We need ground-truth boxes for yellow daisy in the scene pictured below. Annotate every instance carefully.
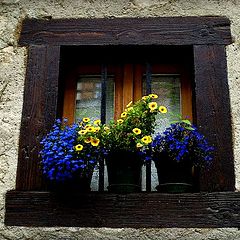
[132,128,142,135]
[136,143,143,148]
[141,136,149,144]
[159,106,168,113]
[126,101,132,108]
[94,119,101,125]
[121,112,127,118]
[148,102,158,111]
[141,135,152,144]
[86,126,94,132]
[78,129,87,135]
[104,126,110,131]
[127,107,133,112]
[94,126,101,132]
[75,144,83,151]
[117,119,124,124]
[149,93,158,99]
[90,138,100,147]
[146,135,152,144]
[83,117,90,123]
[142,96,148,101]
[84,137,91,143]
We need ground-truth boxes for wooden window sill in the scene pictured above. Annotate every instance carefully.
[5,190,240,228]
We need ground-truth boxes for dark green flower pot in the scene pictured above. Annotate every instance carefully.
[106,151,142,193]
[154,154,194,193]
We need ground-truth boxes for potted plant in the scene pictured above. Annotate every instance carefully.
[103,94,168,193]
[40,118,106,193]
[149,119,214,193]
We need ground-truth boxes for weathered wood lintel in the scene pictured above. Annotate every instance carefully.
[5,191,240,228]
[19,17,233,46]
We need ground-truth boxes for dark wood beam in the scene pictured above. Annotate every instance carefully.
[5,191,240,227]
[19,17,232,46]
[194,45,235,191]
[16,45,60,190]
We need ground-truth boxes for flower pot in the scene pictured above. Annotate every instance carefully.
[106,151,142,193]
[154,154,194,193]
[46,171,93,193]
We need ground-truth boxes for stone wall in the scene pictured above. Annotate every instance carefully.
[0,0,240,239]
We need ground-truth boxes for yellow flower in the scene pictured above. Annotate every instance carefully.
[104,126,110,131]
[141,136,149,144]
[121,112,127,118]
[148,102,158,111]
[142,96,148,101]
[146,136,152,144]
[127,107,133,112]
[83,117,90,123]
[75,144,83,151]
[132,128,141,135]
[149,93,158,99]
[117,119,124,124]
[78,129,87,135]
[94,119,101,125]
[159,106,168,113]
[126,101,132,108]
[141,135,152,144]
[90,138,100,147]
[84,137,91,143]
[136,143,143,148]
[94,126,101,132]
[86,126,94,132]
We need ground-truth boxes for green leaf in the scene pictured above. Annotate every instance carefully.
[185,126,195,131]
[181,119,192,125]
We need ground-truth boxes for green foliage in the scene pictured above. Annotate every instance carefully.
[102,94,168,152]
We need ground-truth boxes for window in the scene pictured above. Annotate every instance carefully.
[5,17,238,228]
[60,45,193,191]
[61,46,193,123]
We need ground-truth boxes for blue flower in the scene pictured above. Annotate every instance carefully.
[150,121,214,167]
[39,118,101,182]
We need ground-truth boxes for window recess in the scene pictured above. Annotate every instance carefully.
[5,17,238,228]
[60,46,193,192]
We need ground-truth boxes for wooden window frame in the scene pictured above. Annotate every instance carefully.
[5,17,239,228]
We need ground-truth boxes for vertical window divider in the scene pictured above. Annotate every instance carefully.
[146,62,152,192]
[98,64,107,192]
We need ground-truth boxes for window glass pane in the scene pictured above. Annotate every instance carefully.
[143,74,181,191]
[75,75,114,123]
[143,74,181,134]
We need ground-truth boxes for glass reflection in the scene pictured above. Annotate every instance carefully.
[75,75,114,123]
